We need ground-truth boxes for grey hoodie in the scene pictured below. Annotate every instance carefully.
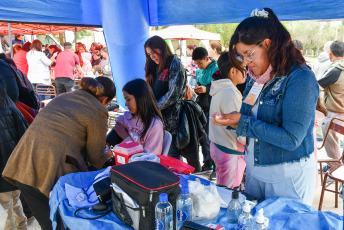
[314,52,332,80]
[209,79,245,151]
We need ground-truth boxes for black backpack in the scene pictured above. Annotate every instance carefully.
[110,161,181,230]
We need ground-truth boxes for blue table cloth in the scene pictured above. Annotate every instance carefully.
[50,168,343,230]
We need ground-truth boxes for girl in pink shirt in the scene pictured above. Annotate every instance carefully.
[108,79,164,155]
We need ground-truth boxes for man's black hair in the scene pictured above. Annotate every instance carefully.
[330,40,344,57]
[192,47,208,60]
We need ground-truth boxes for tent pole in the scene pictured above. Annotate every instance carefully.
[74,28,77,49]
[8,23,13,58]
[179,38,182,58]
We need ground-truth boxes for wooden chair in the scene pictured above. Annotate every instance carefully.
[35,84,57,108]
[318,162,344,210]
[317,118,344,185]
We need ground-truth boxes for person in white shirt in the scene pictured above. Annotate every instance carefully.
[26,39,56,86]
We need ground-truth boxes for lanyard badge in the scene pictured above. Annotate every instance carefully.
[243,82,264,106]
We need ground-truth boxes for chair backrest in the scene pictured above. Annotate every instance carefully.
[161,130,172,156]
[322,118,344,163]
[35,84,56,97]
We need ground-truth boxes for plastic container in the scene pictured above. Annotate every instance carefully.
[113,140,143,165]
[238,200,254,230]
[254,209,267,230]
[227,187,242,223]
[176,185,193,229]
[155,193,173,230]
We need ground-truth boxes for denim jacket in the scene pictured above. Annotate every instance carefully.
[236,65,319,166]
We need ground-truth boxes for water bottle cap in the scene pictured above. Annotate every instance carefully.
[242,200,251,213]
[181,186,189,194]
[232,187,239,199]
[256,208,265,224]
[159,193,168,202]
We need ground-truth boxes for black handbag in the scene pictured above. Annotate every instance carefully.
[110,161,181,230]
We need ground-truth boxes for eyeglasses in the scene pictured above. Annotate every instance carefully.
[235,42,263,63]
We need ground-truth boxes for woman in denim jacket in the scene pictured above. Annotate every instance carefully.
[213,8,319,205]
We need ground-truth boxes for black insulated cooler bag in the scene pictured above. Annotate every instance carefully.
[110,161,181,230]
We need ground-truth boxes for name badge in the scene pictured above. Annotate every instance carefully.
[243,82,264,105]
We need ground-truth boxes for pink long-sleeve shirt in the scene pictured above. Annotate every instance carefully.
[116,112,164,155]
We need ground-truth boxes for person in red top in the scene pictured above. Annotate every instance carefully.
[13,42,31,76]
[54,42,82,95]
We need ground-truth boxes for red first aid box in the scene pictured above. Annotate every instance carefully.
[113,141,143,165]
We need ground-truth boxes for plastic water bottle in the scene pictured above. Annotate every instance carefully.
[227,187,242,223]
[254,209,267,230]
[238,200,254,230]
[155,193,173,230]
[176,185,193,229]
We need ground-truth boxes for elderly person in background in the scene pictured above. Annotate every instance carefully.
[13,42,31,76]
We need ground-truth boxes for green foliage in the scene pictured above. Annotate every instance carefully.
[194,24,238,47]
[284,20,344,55]
[76,30,92,40]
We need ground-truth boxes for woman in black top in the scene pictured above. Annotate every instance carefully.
[144,35,187,158]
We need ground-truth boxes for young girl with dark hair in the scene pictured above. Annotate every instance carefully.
[213,8,319,205]
[144,36,186,158]
[209,52,247,188]
[107,79,164,155]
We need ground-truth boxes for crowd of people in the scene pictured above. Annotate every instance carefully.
[0,36,112,96]
[0,7,343,230]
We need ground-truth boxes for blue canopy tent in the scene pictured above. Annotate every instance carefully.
[0,0,343,106]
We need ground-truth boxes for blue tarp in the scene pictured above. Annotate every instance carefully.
[50,168,343,230]
[148,0,344,26]
[0,0,344,106]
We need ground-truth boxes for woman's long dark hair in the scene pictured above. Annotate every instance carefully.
[229,8,305,77]
[123,79,164,141]
[144,36,173,87]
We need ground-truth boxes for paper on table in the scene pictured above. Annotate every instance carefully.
[216,186,246,208]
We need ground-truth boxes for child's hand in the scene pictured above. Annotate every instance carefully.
[194,85,206,93]
[212,112,241,129]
